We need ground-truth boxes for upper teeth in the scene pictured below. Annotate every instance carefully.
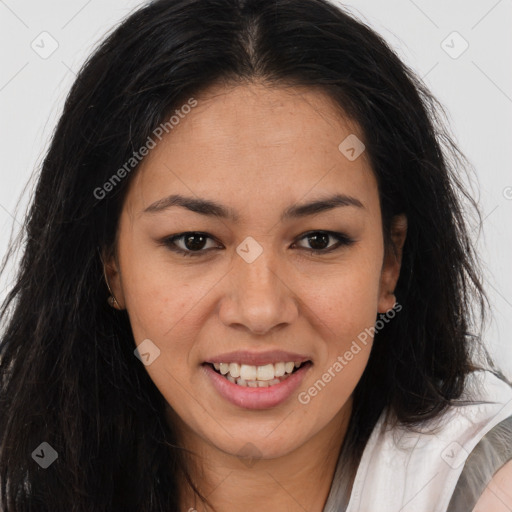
[213,361,303,381]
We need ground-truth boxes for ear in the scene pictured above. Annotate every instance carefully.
[100,246,126,310]
[377,214,407,313]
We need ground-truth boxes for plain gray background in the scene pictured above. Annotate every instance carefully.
[1,0,511,376]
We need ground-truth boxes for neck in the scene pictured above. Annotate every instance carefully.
[175,397,353,512]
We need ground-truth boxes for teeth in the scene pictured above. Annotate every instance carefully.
[257,364,275,380]
[232,375,291,388]
[212,360,307,384]
[274,362,285,377]
[240,364,257,381]
[229,362,241,378]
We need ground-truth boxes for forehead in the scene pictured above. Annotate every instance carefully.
[125,82,378,219]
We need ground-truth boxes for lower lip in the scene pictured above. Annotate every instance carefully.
[202,363,312,410]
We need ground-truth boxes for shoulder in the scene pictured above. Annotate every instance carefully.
[447,412,512,510]
[345,370,512,512]
[427,370,512,511]
[473,459,512,511]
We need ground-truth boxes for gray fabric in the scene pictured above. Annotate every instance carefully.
[447,414,512,511]
[322,414,512,511]
[321,440,353,512]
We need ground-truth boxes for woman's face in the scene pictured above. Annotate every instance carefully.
[106,82,405,460]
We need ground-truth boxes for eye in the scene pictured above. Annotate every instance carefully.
[292,231,355,254]
[161,230,355,258]
[162,232,221,257]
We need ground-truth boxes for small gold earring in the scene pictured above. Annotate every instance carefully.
[107,295,120,309]
[103,268,121,310]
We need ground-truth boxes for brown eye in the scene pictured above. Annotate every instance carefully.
[163,232,221,257]
[181,233,209,251]
[294,231,355,254]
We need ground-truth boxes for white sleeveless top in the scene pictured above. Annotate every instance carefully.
[323,370,512,512]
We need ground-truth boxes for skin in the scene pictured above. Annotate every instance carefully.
[473,459,512,511]
[105,81,407,511]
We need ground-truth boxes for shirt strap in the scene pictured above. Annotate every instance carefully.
[447,414,512,511]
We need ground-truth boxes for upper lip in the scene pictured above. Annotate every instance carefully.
[204,350,311,366]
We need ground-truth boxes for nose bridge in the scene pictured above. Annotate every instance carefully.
[236,236,283,305]
[242,257,278,297]
[220,236,298,334]
[235,234,278,284]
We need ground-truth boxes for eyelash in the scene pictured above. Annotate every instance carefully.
[161,230,355,258]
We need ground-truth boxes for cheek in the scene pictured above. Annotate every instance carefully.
[118,234,210,338]
[297,284,377,420]
[298,251,382,402]
[123,273,208,357]
[307,255,383,337]
[122,266,204,401]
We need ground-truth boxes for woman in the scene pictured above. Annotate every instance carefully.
[1,0,511,510]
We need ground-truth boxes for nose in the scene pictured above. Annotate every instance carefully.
[218,244,299,336]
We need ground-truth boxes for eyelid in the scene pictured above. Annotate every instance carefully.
[293,230,355,252]
[162,232,221,257]
[161,230,355,257]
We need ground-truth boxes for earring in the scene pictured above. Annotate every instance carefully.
[107,295,120,309]
[103,267,121,310]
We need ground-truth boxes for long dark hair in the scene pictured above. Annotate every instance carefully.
[0,0,496,510]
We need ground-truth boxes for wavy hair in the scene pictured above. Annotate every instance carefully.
[0,0,495,510]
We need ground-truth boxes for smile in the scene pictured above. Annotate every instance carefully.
[202,359,313,410]
[208,361,308,387]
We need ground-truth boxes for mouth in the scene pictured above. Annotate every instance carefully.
[203,360,312,388]
[202,358,313,409]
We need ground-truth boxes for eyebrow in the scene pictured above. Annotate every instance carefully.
[143,193,364,222]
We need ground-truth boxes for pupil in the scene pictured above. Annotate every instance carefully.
[185,233,206,251]
[309,233,329,250]
[183,233,330,252]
